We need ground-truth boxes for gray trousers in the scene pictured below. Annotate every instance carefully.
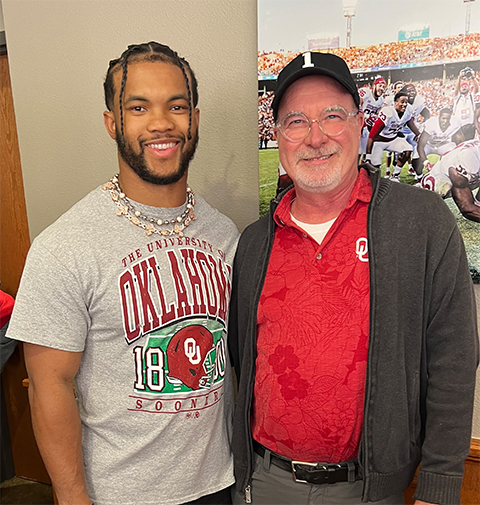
[232,451,405,505]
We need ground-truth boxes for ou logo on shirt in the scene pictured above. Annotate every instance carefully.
[184,338,201,364]
[356,238,369,262]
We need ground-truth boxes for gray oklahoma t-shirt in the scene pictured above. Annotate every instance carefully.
[9,186,239,505]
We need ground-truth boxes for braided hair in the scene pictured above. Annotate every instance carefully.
[103,42,198,141]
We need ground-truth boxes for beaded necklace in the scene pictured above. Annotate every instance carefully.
[102,174,196,237]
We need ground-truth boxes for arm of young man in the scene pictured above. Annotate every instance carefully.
[24,343,91,505]
[417,131,429,163]
[366,117,387,156]
[406,118,421,139]
[450,184,480,222]
[366,135,374,156]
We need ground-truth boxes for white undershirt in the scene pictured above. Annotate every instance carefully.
[291,213,337,245]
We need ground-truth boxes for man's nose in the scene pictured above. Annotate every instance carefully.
[305,119,328,146]
[147,111,175,133]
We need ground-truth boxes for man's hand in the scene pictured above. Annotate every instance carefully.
[414,501,438,505]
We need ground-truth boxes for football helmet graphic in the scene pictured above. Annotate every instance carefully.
[166,325,214,390]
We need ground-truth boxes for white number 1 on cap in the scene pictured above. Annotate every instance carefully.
[302,52,314,68]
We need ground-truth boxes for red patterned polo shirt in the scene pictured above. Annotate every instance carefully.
[252,168,372,463]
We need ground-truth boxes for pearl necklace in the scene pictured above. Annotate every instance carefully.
[102,174,196,237]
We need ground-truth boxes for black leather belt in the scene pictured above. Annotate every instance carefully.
[253,440,361,485]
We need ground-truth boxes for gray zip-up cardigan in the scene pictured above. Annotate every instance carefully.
[228,168,478,504]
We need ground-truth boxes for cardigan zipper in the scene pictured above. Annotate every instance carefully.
[360,170,383,500]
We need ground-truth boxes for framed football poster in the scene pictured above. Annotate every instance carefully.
[258,0,480,280]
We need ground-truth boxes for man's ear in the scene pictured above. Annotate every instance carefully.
[103,111,117,140]
[356,112,364,137]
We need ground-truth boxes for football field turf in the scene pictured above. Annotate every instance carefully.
[259,149,280,217]
[259,148,480,278]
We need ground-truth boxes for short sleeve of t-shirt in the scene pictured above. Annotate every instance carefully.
[8,241,89,352]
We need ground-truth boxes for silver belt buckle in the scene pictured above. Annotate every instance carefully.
[291,460,328,484]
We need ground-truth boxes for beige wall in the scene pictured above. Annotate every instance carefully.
[2,0,480,441]
[2,0,259,237]
[0,1,4,31]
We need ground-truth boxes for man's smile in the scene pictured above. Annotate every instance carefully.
[143,138,181,157]
[147,141,178,150]
[303,153,334,162]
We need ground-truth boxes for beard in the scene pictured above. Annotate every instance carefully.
[116,130,199,185]
[292,147,343,193]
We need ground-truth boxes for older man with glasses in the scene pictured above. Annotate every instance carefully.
[228,52,478,505]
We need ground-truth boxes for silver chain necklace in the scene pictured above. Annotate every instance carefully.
[102,174,196,237]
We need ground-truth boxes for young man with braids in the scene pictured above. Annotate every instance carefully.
[8,42,238,505]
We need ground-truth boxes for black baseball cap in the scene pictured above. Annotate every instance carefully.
[271,52,360,119]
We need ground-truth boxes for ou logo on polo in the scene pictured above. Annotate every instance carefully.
[356,238,369,262]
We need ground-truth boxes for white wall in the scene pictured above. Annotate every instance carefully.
[2,0,259,238]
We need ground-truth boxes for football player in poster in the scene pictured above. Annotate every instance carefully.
[358,76,386,162]
[366,90,420,180]
[399,84,430,179]
[417,107,461,171]
[420,124,480,222]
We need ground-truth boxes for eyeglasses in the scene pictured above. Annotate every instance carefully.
[276,106,358,142]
